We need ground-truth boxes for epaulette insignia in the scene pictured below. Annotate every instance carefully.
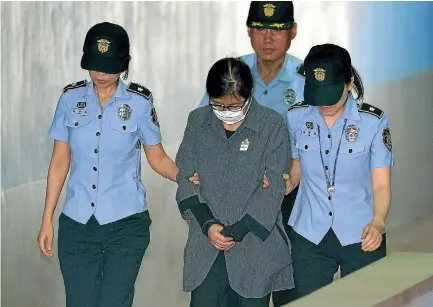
[288,101,308,112]
[296,64,305,77]
[358,103,384,119]
[62,80,87,93]
[127,82,152,100]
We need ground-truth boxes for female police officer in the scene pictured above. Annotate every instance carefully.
[285,43,393,298]
[37,22,178,307]
[175,57,294,307]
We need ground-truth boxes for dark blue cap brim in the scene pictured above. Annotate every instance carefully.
[304,81,345,107]
[81,54,126,74]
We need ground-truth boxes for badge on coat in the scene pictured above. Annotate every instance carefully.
[240,139,249,151]
[382,127,392,152]
[118,104,132,121]
[306,122,314,129]
[284,89,296,105]
[345,124,359,142]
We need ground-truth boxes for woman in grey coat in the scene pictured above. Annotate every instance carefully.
[175,57,294,307]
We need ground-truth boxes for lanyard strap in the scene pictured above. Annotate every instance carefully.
[317,119,347,195]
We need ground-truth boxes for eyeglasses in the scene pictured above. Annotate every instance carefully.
[208,99,248,112]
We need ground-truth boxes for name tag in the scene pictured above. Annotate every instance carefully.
[71,108,88,116]
[240,139,249,151]
[301,128,318,137]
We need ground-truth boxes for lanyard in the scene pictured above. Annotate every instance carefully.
[317,119,347,196]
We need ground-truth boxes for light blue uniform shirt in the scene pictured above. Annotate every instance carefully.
[287,96,394,246]
[198,53,305,118]
[49,80,161,225]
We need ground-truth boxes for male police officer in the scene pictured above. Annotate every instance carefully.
[196,2,304,306]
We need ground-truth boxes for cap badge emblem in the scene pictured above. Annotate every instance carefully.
[313,68,326,82]
[97,39,110,53]
[263,3,276,17]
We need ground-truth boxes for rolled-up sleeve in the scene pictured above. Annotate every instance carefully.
[48,94,69,142]
[286,111,299,159]
[175,112,200,220]
[241,120,289,241]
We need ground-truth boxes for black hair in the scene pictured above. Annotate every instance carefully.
[122,56,130,80]
[206,57,254,101]
[305,43,364,101]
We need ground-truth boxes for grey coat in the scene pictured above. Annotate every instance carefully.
[175,99,294,298]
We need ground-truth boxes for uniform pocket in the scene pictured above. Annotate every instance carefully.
[64,115,92,128]
[295,137,320,152]
[108,113,138,133]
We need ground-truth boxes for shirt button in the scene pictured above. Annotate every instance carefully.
[96,132,100,136]
[94,149,99,154]
[122,125,126,130]
[93,167,97,171]
[91,202,95,207]
[325,150,329,154]
[328,196,331,200]
[328,134,331,138]
[264,90,268,95]
[98,115,102,119]
[74,122,79,126]
[92,184,96,189]
[349,149,353,153]
[329,212,333,216]
[325,166,328,170]
[304,145,308,149]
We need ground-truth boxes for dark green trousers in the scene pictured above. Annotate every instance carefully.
[58,211,151,307]
[290,229,387,299]
[190,252,271,307]
[271,187,298,307]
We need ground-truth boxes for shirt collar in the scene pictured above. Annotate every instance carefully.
[304,94,361,126]
[84,79,130,100]
[251,53,296,83]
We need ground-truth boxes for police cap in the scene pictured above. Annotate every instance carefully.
[81,22,130,74]
[303,44,352,107]
[246,1,294,30]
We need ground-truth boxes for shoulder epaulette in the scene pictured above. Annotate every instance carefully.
[288,101,308,111]
[126,82,152,100]
[358,102,384,119]
[62,80,87,93]
[296,64,305,77]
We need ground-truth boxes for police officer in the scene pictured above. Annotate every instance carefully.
[196,3,304,304]
[285,43,393,298]
[37,22,178,307]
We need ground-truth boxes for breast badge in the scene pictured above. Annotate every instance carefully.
[118,104,132,121]
[284,89,296,105]
[345,124,359,142]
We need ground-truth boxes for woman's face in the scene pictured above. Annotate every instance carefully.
[89,71,121,89]
[318,78,354,117]
[209,94,247,111]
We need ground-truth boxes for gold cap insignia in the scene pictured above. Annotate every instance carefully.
[313,68,326,82]
[97,39,110,53]
[270,23,284,28]
[251,21,264,27]
[263,3,276,17]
